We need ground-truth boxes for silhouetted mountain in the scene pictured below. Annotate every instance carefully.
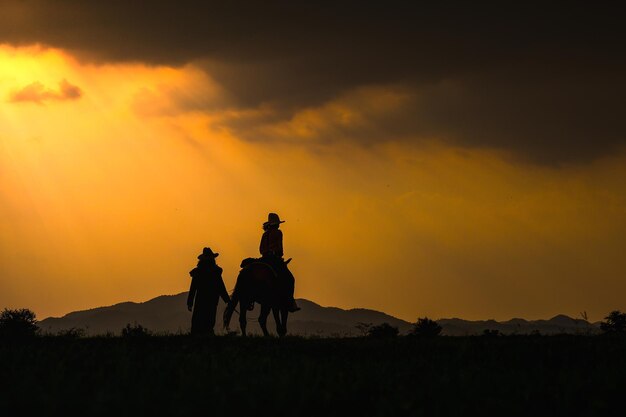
[39,293,600,336]
[438,315,598,336]
[39,293,412,336]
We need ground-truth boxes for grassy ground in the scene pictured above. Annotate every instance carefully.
[0,335,625,416]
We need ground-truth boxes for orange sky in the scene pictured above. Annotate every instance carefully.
[1,45,625,322]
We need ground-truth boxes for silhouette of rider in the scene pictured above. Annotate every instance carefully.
[187,247,230,335]
[260,213,300,312]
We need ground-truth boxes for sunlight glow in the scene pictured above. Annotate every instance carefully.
[1,45,626,323]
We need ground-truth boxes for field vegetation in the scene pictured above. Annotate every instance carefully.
[1,309,625,416]
[1,333,625,416]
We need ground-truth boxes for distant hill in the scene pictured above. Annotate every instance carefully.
[438,315,599,336]
[39,293,412,336]
[39,293,600,336]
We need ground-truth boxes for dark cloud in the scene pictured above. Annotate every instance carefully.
[1,1,625,163]
[9,79,82,104]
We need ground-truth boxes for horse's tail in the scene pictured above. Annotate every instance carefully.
[223,275,242,330]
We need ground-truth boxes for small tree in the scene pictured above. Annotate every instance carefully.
[482,329,501,337]
[57,327,86,338]
[121,323,151,338]
[410,317,442,337]
[600,310,626,334]
[0,308,39,338]
[367,322,399,338]
[355,322,373,337]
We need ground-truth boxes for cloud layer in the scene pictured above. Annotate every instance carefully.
[2,44,626,321]
[9,79,82,104]
[1,1,625,162]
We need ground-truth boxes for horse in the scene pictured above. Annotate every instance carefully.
[223,261,291,337]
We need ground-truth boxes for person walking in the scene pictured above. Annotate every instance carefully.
[187,247,230,335]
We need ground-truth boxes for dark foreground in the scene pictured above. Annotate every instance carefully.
[1,335,625,416]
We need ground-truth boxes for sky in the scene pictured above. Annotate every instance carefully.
[1,2,625,322]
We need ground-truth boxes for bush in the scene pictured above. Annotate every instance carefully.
[121,323,151,338]
[410,317,442,337]
[600,310,626,334]
[56,327,86,338]
[367,322,399,338]
[0,308,39,339]
[483,329,501,337]
[355,322,373,336]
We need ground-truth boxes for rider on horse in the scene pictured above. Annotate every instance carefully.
[260,213,300,312]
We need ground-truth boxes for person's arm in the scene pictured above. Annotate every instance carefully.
[218,278,231,304]
[276,229,284,257]
[259,231,267,256]
[215,267,231,303]
[187,269,198,311]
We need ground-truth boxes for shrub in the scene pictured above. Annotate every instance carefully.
[121,323,151,338]
[367,322,399,338]
[57,327,86,338]
[600,310,626,334]
[410,317,442,337]
[355,322,373,336]
[0,308,39,339]
[483,329,501,337]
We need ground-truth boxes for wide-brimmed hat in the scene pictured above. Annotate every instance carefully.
[263,212,285,227]
[197,247,219,260]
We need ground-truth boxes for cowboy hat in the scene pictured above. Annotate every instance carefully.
[197,247,219,260]
[263,212,285,227]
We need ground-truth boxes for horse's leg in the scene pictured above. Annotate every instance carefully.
[278,308,289,337]
[239,298,248,337]
[272,307,282,336]
[258,304,271,337]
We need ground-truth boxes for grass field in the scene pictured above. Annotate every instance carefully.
[1,335,625,416]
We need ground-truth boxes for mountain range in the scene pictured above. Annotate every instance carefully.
[39,292,600,336]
